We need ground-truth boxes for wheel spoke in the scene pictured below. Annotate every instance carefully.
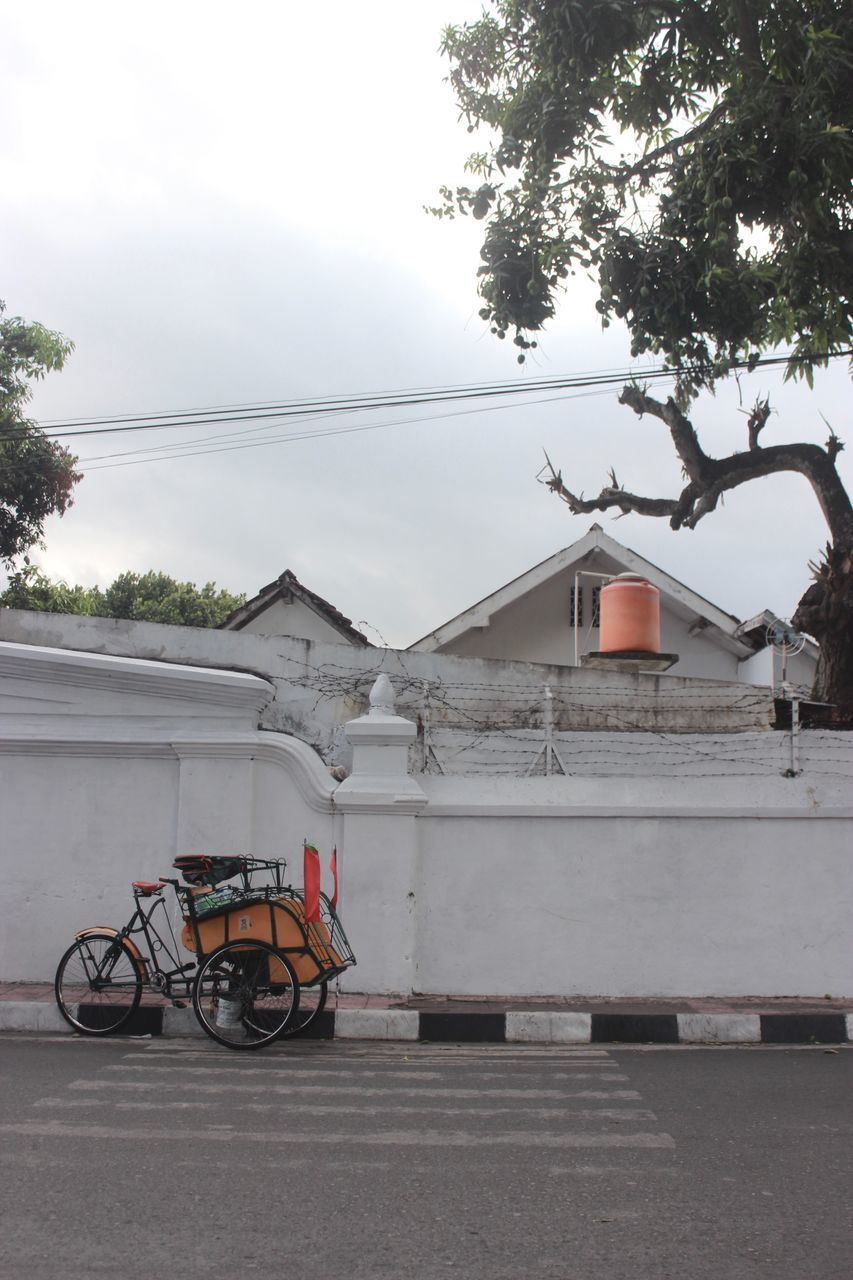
[55,934,142,1035]
[192,943,299,1050]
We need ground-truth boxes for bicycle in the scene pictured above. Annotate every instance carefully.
[54,855,354,1050]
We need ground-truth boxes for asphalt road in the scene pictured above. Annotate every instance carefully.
[0,1036,850,1280]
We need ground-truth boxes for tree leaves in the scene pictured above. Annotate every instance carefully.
[0,300,81,567]
[0,567,245,628]
[437,0,853,398]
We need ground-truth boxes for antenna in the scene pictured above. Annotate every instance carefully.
[765,618,805,688]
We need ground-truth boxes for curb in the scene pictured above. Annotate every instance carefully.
[2,1003,851,1045]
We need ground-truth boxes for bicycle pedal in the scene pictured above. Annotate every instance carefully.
[172,1000,189,1009]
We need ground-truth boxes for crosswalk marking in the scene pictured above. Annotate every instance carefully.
[33,1096,657,1120]
[0,1120,675,1149]
[101,1062,628,1082]
[9,1043,675,1158]
[68,1078,641,1099]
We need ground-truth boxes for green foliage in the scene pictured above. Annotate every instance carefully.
[436,1,853,397]
[0,567,245,628]
[0,566,100,615]
[0,300,80,565]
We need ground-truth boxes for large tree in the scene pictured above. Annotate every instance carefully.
[0,567,245,628]
[0,301,80,565]
[436,0,853,716]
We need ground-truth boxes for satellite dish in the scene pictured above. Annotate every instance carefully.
[765,619,806,656]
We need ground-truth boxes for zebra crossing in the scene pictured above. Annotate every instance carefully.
[10,1039,676,1155]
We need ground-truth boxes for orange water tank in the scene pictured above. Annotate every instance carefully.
[599,573,661,653]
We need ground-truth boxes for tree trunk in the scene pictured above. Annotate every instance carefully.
[791,542,853,723]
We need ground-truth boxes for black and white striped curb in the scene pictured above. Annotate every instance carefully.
[2,1002,851,1044]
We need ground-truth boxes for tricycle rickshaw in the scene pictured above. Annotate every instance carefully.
[54,849,355,1050]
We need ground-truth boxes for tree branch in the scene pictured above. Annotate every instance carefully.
[543,389,853,547]
[747,397,770,449]
[617,385,713,483]
[732,0,764,70]
[618,99,731,179]
[541,451,679,520]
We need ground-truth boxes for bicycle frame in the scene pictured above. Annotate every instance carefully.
[77,883,197,1003]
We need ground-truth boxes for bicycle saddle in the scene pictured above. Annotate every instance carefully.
[132,880,162,896]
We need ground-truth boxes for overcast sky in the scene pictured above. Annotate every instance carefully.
[2,1,849,648]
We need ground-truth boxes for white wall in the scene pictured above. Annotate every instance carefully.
[425,555,817,687]
[739,644,817,694]
[2,638,849,996]
[235,596,348,644]
[0,611,774,766]
[411,798,851,997]
[0,642,335,981]
[430,555,745,680]
[335,699,852,999]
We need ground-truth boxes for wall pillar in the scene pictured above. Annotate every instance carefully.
[334,675,426,993]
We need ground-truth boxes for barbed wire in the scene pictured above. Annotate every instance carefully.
[242,650,853,780]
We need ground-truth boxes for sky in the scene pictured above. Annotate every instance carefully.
[1,0,850,648]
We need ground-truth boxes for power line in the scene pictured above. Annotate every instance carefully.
[12,347,848,447]
[28,365,678,441]
[79,384,626,471]
[0,348,847,476]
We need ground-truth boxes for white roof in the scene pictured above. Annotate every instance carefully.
[410,524,751,655]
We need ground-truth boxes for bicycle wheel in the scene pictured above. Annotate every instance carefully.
[280,979,328,1038]
[55,932,143,1035]
[192,941,299,1050]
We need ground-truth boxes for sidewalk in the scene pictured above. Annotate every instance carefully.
[1,982,851,1044]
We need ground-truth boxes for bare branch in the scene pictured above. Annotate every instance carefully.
[543,387,853,547]
[747,397,770,450]
[541,451,679,520]
[826,432,844,465]
[618,385,712,483]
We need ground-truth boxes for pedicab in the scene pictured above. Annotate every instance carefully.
[54,845,355,1050]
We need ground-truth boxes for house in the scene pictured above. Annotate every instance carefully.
[219,569,368,646]
[409,524,818,689]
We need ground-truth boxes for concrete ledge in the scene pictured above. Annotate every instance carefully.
[677,1013,762,1043]
[1,1003,850,1045]
[161,1006,205,1037]
[334,1009,420,1041]
[506,1012,592,1043]
[0,1001,72,1033]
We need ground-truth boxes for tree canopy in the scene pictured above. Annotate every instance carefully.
[438,1,853,717]
[435,0,853,397]
[0,567,245,629]
[0,301,80,565]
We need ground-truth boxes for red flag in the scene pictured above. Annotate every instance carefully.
[329,846,338,910]
[303,841,321,922]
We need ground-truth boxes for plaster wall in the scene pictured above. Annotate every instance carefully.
[0,641,335,981]
[1,749,179,981]
[739,644,817,693]
[2,637,848,997]
[233,596,347,644]
[432,561,741,681]
[0,611,774,761]
[410,800,851,997]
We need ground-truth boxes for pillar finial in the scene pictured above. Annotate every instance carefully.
[369,673,395,716]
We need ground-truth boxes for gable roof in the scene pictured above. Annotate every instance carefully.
[733,608,820,660]
[219,570,369,646]
[409,524,757,656]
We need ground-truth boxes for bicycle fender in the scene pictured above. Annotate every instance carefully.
[75,927,149,981]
